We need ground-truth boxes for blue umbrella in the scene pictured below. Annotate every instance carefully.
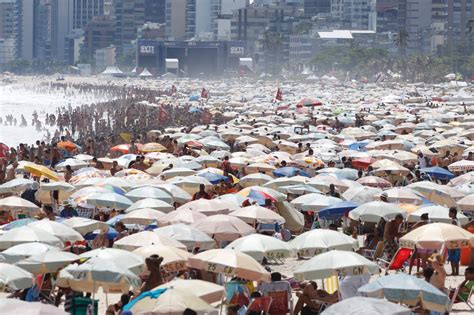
[123,288,167,311]
[318,201,358,220]
[189,95,199,101]
[189,107,202,113]
[197,172,229,184]
[420,167,454,181]
[358,273,450,313]
[273,167,310,178]
[84,227,118,241]
[3,218,37,230]
[348,141,369,151]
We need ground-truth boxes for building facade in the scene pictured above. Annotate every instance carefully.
[83,15,114,61]
[304,0,331,17]
[165,0,186,39]
[113,0,145,54]
[0,0,19,63]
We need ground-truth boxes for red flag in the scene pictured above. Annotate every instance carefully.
[158,104,169,122]
[201,88,209,99]
[202,110,212,124]
[275,88,283,101]
[171,85,177,94]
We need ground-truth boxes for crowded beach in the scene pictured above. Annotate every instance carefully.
[0,75,473,314]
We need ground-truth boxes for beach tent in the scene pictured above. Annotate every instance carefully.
[138,68,153,78]
[101,66,123,76]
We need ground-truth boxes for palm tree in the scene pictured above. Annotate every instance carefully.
[394,29,409,79]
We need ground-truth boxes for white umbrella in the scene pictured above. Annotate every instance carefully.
[0,196,40,213]
[0,263,34,291]
[294,250,379,280]
[229,205,285,224]
[154,279,224,303]
[407,205,469,225]
[39,181,75,191]
[0,298,68,315]
[125,186,174,204]
[157,209,207,226]
[61,217,108,235]
[0,226,63,250]
[15,251,80,274]
[296,194,342,212]
[225,234,291,262]
[177,199,237,215]
[113,231,187,251]
[167,175,213,194]
[133,245,191,273]
[342,186,381,204]
[86,192,133,209]
[456,194,474,211]
[126,198,175,213]
[290,229,359,257]
[80,248,144,274]
[121,208,166,225]
[192,214,256,242]
[153,184,192,204]
[161,167,197,180]
[321,297,410,315]
[349,201,406,223]
[55,158,88,170]
[0,242,60,263]
[399,222,474,250]
[239,173,274,187]
[28,219,84,243]
[0,178,35,193]
[60,257,141,293]
[154,224,215,250]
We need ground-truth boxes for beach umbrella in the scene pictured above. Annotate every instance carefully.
[195,155,220,168]
[127,197,174,214]
[0,242,60,263]
[154,279,224,303]
[154,224,215,250]
[153,184,192,204]
[0,196,40,214]
[114,231,187,251]
[376,187,422,204]
[161,167,197,180]
[61,217,108,235]
[191,214,255,241]
[74,154,94,161]
[407,205,469,225]
[177,198,236,215]
[215,194,246,207]
[0,298,68,315]
[237,186,287,202]
[23,164,59,181]
[59,257,141,293]
[399,222,474,250]
[157,209,207,226]
[0,263,34,291]
[39,181,75,191]
[80,248,144,274]
[352,157,376,169]
[420,167,454,181]
[245,162,276,174]
[57,141,78,152]
[456,193,474,211]
[121,208,166,225]
[263,175,310,190]
[0,226,63,250]
[296,98,322,107]
[342,186,381,204]
[318,200,358,220]
[294,250,378,281]
[273,167,310,178]
[448,159,474,172]
[229,205,285,224]
[55,158,88,170]
[111,144,142,154]
[15,250,80,274]
[197,171,229,184]
[349,201,406,223]
[0,178,35,193]
[225,234,291,262]
[188,249,270,282]
[167,175,212,194]
[317,168,359,181]
[356,176,392,188]
[290,229,359,257]
[321,297,410,315]
[1,217,37,231]
[239,173,274,187]
[408,181,464,207]
[297,194,342,212]
[99,176,135,189]
[308,175,349,193]
[358,273,450,312]
[133,245,191,273]
[28,219,84,243]
[86,192,133,209]
[127,287,217,315]
[448,171,474,186]
[125,186,173,204]
[141,142,167,152]
[279,184,321,195]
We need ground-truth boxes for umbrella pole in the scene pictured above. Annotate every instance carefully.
[219,275,228,315]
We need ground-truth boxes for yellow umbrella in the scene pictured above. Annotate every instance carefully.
[24,164,59,181]
[141,142,167,153]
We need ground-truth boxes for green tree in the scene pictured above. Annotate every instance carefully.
[394,28,409,78]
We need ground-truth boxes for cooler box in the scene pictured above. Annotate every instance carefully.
[71,297,98,315]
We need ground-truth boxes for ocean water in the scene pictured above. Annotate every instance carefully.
[0,83,105,148]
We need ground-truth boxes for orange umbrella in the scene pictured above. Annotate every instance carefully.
[57,141,78,152]
[110,143,143,154]
[141,142,167,153]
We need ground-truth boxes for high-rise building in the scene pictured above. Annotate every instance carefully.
[72,0,104,29]
[342,0,377,31]
[376,0,399,33]
[144,0,166,24]
[83,15,114,60]
[398,0,433,53]
[185,0,220,39]
[304,0,331,17]
[0,0,19,63]
[113,0,145,54]
[165,0,186,39]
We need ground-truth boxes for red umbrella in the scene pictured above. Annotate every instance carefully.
[111,143,143,154]
[186,140,203,148]
[296,98,323,108]
[352,157,376,170]
[0,143,9,159]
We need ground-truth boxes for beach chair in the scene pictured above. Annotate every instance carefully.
[449,281,474,311]
[361,241,384,261]
[323,276,339,294]
[266,290,291,315]
[377,247,413,274]
[246,296,272,315]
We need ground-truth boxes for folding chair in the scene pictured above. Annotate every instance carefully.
[449,281,474,311]
[246,296,272,315]
[377,247,413,274]
[361,241,384,261]
[266,290,292,315]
